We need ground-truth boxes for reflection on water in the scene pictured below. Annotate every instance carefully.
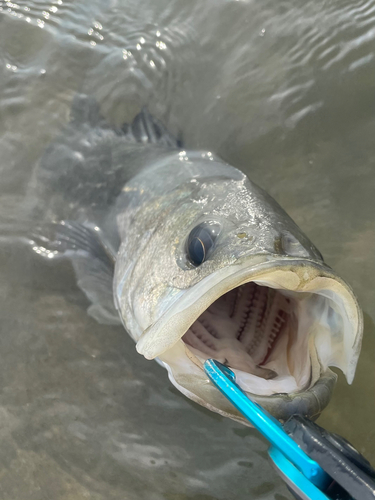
[1,0,375,497]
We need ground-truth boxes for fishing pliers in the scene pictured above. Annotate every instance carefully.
[204,359,375,500]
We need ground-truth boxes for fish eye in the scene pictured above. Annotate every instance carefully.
[187,221,221,266]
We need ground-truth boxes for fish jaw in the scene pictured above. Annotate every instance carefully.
[159,343,338,423]
[135,256,362,421]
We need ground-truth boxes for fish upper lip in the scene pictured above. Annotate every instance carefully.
[136,255,356,361]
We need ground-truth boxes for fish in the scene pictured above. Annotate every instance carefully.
[29,94,363,424]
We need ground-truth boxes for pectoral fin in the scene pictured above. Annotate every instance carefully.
[32,221,121,325]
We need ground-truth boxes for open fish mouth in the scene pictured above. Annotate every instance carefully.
[136,258,362,420]
[182,281,306,389]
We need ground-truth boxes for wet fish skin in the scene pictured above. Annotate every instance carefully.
[29,96,362,424]
[114,149,322,340]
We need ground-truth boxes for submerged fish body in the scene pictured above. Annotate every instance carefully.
[32,95,363,424]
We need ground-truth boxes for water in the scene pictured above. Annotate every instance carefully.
[0,0,375,497]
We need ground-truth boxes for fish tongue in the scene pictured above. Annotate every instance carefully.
[229,358,277,380]
[254,365,278,380]
[218,339,277,380]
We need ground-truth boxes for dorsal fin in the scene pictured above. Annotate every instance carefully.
[122,107,182,148]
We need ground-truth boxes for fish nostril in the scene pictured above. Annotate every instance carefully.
[280,231,311,258]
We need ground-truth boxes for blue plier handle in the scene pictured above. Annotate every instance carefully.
[204,359,375,500]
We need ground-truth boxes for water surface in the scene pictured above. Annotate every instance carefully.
[1,0,375,498]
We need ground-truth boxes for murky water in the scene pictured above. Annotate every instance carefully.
[1,0,375,498]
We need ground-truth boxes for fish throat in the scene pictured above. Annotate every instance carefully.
[182,282,300,382]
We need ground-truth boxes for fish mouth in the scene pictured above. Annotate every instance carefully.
[136,257,362,420]
[181,281,309,389]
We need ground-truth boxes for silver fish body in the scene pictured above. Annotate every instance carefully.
[32,96,363,424]
[113,149,362,422]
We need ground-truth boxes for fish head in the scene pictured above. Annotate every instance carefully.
[114,154,362,423]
